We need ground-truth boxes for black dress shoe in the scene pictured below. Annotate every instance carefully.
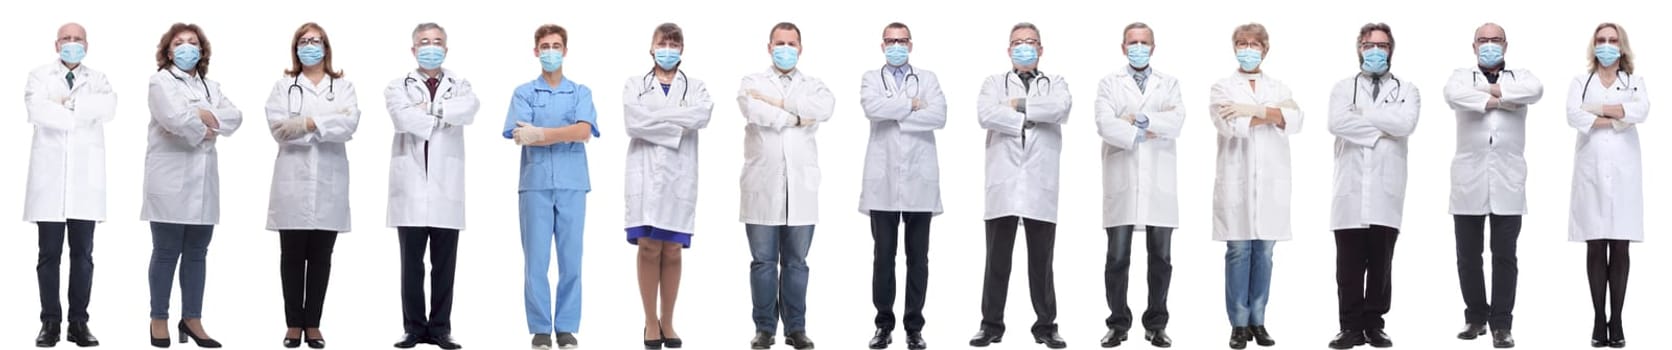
[1145,329,1171,348]
[1248,325,1275,346]
[1100,329,1126,348]
[1609,339,1625,348]
[750,331,774,350]
[1032,331,1066,349]
[905,331,926,350]
[1458,323,1487,340]
[1491,329,1514,348]
[1591,339,1608,348]
[659,329,681,349]
[968,330,1002,347]
[1364,329,1392,348]
[869,328,891,349]
[394,334,422,349]
[37,322,61,347]
[1328,330,1365,349]
[66,322,99,347]
[431,335,462,350]
[1228,327,1249,349]
[785,331,814,350]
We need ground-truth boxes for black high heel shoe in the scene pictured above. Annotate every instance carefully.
[284,329,302,349]
[177,320,222,348]
[644,327,664,349]
[662,329,683,349]
[304,331,326,349]
[150,325,171,348]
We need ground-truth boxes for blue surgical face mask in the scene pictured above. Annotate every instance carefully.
[539,49,563,72]
[59,42,86,64]
[1595,44,1621,67]
[1126,44,1151,69]
[173,44,201,72]
[1360,47,1389,74]
[1011,44,1039,67]
[884,44,909,67]
[772,45,799,71]
[654,48,681,71]
[1477,43,1504,67]
[297,44,325,67]
[1236,48,1262,72]
[416,45,446,70]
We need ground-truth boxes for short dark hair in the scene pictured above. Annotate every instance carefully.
[155,23,211,77]
[770,22,801,43]
[653,23,683,45]
[1358,22,1394,50]
[535,24,568,46]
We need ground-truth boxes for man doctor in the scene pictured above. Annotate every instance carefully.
[1326,22,1420,350]
[970,22,1072,350]
[25,22,113,348]
[858,22,946,350]
[1442,23,1541,349]
[385,22,478,350]
[1093,22,1184,349]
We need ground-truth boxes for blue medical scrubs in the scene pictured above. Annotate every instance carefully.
[503,75,600,334]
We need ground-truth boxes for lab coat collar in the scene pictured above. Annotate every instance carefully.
[531,75,575,93]
[767,66,802,81]
[290,73,333,95]
[409,68,449,82]
[168,65,201,80]
[1117,66,1159,92]
[1357,72,1396,84]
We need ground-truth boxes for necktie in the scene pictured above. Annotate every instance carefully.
[423,77,440,172]
[1019,72,1035,92]
[66,71,75,89]
[1371,78,1383,100]
[892,68,905,87]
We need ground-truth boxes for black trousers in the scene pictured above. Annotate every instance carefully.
[1335,226,1399,331]
[280,230,339,328]
[1454,214,1520,330]
[38,220,96,323]
[399,227,460,338]
[1586,239,1630,341]
[871,211,931,333]
[978,216,1057,336]
[1105,225,1172,332]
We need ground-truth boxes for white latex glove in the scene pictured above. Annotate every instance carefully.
[513,121,546,145]
[1581,103,1606,117]
[271,117,310,140]
[1612,119,1631,131]
[1226,103,1268,119]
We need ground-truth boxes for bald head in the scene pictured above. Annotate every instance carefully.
[1474,23,1505,42]
[56,23,86,50]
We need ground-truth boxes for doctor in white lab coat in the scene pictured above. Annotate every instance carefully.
[1210,23,1301,349]
[1566,23,1648,347]
[25,23,114,347]
[1326,23,1419,349]
[1092,22,1184,349]
[623,23,712,348]
[858,22,946,350]
[738,22,835,349]
[384,23,477,349]
[144,23,241,345]
[261,23,360,343]
[1441,23,1542,345]
[969,22,1071,350]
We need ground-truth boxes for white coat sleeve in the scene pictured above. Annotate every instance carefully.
[1024,76,1071,124]
[1567,75,1601,133]
[623,79,688,148]
[1095,75,1140,150]
[386,79,440,141]
[309,81,359,143]
[1329,79,1384,147]
[24,71,72,131]
[737,76,789,130]
[1272,83,1304,135]
[206,82,241,136]
[859,72,910,122]
[786,77,836,124]
[1444,70,1491,113]
[147,74,210,145]
[69,72,118,126]
[978,76,1023,136]
[1621,76,1649,124]
[1500,70,1544,106]
[1208,81,1253,138]
[1364,84,1420,137]
[438,78,479,127]
[899,73,948,133]
[1146,78,1187,140]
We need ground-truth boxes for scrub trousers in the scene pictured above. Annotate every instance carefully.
[520,189,586,335]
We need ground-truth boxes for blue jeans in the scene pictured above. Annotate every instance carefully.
[1225,240,1275,327]
[746,224,815,334]
[149,222,214,320]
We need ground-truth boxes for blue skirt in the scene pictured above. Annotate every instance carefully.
[626,226,692,248]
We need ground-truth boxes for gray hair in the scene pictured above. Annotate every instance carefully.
[411,22,446,42]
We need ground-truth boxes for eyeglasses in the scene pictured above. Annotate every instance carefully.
[884,37,911,45]
[1359,42,1391,50]
[1595,37,1621,45]
[297,37,324,47]
[1474,37,1505,45]
[1010,38,1040,47]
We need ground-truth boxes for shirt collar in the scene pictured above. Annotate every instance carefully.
[532,75,573,92]
[888,64,911,76]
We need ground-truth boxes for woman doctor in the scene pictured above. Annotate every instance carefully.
[261,22,360,349]
[145,22,241,349]
[622,23,712,349]
[1209,22,1303,350]
[1565,22,1648,349]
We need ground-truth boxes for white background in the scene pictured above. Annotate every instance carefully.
[1,0,1665,349]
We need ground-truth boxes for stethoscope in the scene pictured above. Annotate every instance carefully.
[287,74,335,117]
[880,65,920,98]
[403,72,456,101]
[1352,74,1405,104]
[1004,70,1053,96]
[639,69,689,106]
[1471,69,1519,85]
[1582,71,1637,100]
[169,69,211,102]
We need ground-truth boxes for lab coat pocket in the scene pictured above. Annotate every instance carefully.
[1156,151,1179,195]
[442,156,465,201]
[145,154,187,195]
[1380,154,1408,197]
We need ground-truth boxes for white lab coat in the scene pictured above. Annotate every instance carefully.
[263,74,361,232]
[1566,71,1649,242]
[1095,69,1184,229]
[24,63,116,223]
[737,68,836,226]
[1209,72,1304,241]
[385,69,479,230]
[1328,74,1421,230]
[858,65,947,215]
[143,67,243,225]
[1443,67,1543,215]
[979,71,1071,223]
[624,71,714,233]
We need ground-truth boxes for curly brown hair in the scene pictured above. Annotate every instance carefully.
[155,23,211,77]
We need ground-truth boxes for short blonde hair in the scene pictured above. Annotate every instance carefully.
[1588,22,1634,74]
[1232,23,1269,52]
